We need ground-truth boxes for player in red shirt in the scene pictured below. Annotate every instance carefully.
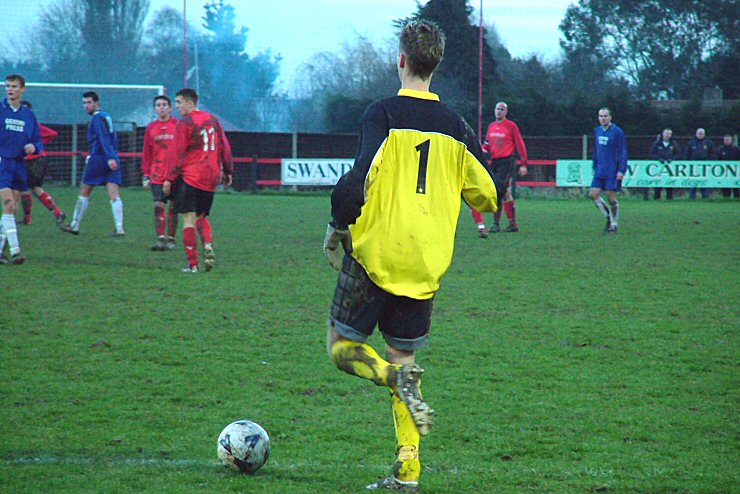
[163,88,232,273]
[472,101,528,236]
[142,95,179,251]
[17,101,67,229]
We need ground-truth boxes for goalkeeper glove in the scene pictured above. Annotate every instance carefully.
[323,223,352,270]
[142,176,150,189]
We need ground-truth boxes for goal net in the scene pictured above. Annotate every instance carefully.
[0,82,166,186]
[1,82,166,126]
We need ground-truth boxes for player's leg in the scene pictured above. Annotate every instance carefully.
[194,189,216,271]
[1,161,28,263]
[606,189,619,232]
[181,211,199,271]
[153,199,167,250]
[106,182,124,236]
[165,196,178,250]
[367,297,435,491]
[21,158,42,224]
[149,183,167,250]
[67,184,93,234]
[1,187,23,263]
[175,181,200,272]
[470,209,487,238]
[502,186,519,232]
[589,179,612,231]
[197,214,216,271]
[33,185,65,226]
[327,256,400,387]
[379,296,435,437]
[20,190,32,224]
[491,157,515,233]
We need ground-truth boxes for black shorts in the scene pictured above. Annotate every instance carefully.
[150,183,171,203]
[26,157,47,188]
[173,179,214,215]
[491,155,516,190]
[330,256,434,351]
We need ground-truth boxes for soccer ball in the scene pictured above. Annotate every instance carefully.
[217,420,270,474]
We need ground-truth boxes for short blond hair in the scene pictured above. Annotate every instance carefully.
[399,20,445,81]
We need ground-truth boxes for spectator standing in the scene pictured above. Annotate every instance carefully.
[717,134,739,199]
[685,128,716,199]
[647,128,681,200]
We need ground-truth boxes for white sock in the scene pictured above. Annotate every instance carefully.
[593,197,610,218]
[110,198,124,232]
[610,201,619,226]
[0,221,6,254]
[71,196,89,230]
[1,214,20,255]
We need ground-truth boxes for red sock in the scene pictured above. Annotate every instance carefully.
[21,192,33,217]
[195,217,213,245]
[37,192,61,217]
[154,205,165,237]
[183,226,198,267]
[471,209,484,225]
[166,206,178,238]
[504,200,516,225]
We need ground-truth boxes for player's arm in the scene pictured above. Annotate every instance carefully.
[617,128,628,178]
[480,122,493,155]
[330,101,387,229]
[166,119,188,183]
[96,115,119,170]
[164,119,189,195]
[40,124,58,146]
[511,121,528,175]
[25,117,43,155]
[462,120,499,213]
[592,128,598,169]
[141,125,153,187]
[218,123,233,186]
[325,101,387,269]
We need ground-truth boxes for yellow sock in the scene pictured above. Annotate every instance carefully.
[330,339,400,387]
[391,391,421,482]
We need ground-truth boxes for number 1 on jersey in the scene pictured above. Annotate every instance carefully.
[415,139,430,194]
[200,127,216,152]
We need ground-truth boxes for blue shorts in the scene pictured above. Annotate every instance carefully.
[0,157,28,191]
[591,176,621,192]
[82,156,122,186]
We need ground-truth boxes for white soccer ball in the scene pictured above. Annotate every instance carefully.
[217,420,270,474]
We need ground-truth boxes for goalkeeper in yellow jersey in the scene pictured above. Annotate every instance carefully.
[322,19,502,493]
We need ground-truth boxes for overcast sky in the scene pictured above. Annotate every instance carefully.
[5,0,574,91]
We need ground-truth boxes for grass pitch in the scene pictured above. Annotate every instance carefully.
[1,187,738,493]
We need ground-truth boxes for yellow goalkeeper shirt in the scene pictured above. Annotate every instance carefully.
[331,89,499,300]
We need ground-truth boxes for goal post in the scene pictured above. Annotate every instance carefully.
[0,82,166,186]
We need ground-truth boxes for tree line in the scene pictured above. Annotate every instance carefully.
[1,0,737,136]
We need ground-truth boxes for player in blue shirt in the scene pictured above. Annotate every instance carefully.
[589,107,627,233]
[64,91,125,236]
[0,74,43,264]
